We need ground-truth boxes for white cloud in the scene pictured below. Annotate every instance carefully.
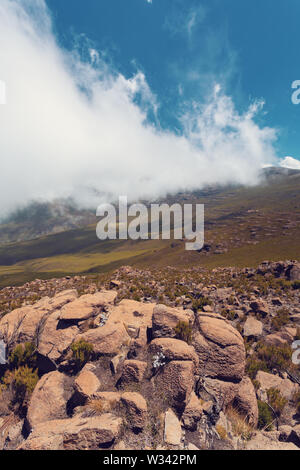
[279,156,300,170]
[0,0,278,217]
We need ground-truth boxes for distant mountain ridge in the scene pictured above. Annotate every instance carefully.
[0,166,299,246]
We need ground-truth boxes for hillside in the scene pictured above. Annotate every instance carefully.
[0,167,299,288]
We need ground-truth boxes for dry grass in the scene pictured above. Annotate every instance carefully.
[226,406,254,441]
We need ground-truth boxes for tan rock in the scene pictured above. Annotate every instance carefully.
[243,317,263,338]
[0,290,77,347]
[256,371,299,401]
[154,360,194,410]
[181,392,203,431]
[38,311,78,364]
[74,369,100,401]
[20,413,122,450]
[193,313,245,381]
[250,300,269,317]
[121,360,147,384]
[246,431,299,450]
[76,322,131,356]
[121,392,148,430]
[152,304,194,339]
[59,291,117,322]
[27,371,71,430]
[149,338,199,369]
[164,409,182,446]
[200,377,239,408]
[234,377,258,427]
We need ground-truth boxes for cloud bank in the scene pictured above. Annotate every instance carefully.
[280,156,300,170]
[0,0,278,217]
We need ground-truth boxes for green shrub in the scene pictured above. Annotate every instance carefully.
[71,339,94,370]
[1,366,39,404]
[192,296,212,312]
[174,321,193,344]
[256,342,292,372]
[292,391,300,414]
[257,400,274,430]
[246,357,268,380]
[8,342,37,369]
[266,387,287,416]
[271,308,290,331]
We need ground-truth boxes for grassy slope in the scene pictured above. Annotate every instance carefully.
[0,172,299,287]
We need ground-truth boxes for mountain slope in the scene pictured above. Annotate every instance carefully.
[0,167,299,287]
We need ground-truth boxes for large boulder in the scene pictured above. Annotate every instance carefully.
[120,360,147,385]
[233,377,258,427]
[193,313,245,381]
[154,360,194,411]
[120,392,147,431]
[256,371,299,401]
[26,371,72,431]
[149,338,198,369]
[0,290,77,347]
[73,367,100,402]
[19,413,122,450]
[38,311,78,366]
[164,409,182,446]
[243,317,263,338]
[59,291,117,322]
[152,304,194,339]
[181,392,203,431]
[75,322,131,356]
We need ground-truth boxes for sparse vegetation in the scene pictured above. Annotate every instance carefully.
[0,366,39,405]
[266,387,287,417]
[226,406,254,440]
[257,400,274,430]
[271,308,290,331]
[174,321,193,344]
[8,342,37,369]
[71,340,94,371]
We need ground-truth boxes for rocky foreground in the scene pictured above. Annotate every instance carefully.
[0,261,300,450]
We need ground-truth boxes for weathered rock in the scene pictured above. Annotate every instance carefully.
[233,377,258,427]
[193,313,245,381]
[181,392,203,431]
[264,332,290,347]
[120,360,147,385]
[27,371,71,431]
[154,361,194,411]
[256,371,299,401]
[246,431,299,450]
[199,377,239,409]
[0,290,77,346]
[249,300,269,317]
[152,304,194,339]
[287,263,300,282]
[38,311,78,366]
[20,413,122,450]
[121,392,147,431]
[76,322,131,356]
[59,291,117,322]
[164,409,182,446]
[149,338,199,369]
[74,369,100,402]
[243,317,263,338]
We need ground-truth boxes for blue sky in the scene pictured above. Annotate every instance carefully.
[47,0,300,161]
